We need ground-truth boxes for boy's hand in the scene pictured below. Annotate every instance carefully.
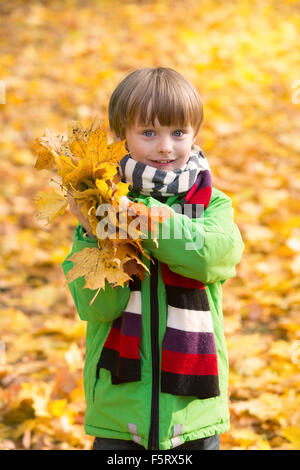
[67,194,96,238]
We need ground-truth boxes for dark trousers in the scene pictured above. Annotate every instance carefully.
[92,434,220,450]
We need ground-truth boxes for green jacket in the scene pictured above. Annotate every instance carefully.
[61,187,244,450]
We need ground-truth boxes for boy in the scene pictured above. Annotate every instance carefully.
[62,67,244,450]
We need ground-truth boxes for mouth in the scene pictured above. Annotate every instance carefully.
[150,159,175,167]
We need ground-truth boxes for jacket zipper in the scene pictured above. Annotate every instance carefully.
[147,255,160,450]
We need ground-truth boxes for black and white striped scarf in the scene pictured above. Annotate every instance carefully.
[117,145,211,198]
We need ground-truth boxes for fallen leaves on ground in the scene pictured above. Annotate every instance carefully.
[0,0,299,450]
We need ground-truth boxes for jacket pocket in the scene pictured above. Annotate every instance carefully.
[84,321,110,405]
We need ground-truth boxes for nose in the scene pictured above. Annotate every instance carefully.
[157,135,172,154]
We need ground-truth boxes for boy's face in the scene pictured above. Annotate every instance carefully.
[120,117,196,171]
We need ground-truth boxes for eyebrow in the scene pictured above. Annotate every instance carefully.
[136,125,188,130]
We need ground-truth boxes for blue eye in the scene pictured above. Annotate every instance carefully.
[143,130,154,137]
[173,130,184,137]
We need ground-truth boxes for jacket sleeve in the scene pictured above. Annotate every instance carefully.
[141,188,244,284]
[61,222,131,322]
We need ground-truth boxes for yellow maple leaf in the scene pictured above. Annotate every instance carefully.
[95,179,112,200]
[64,142,125,191]
[34,189,68,224]
[33,128,68,171]
[33,140,56,170]
[66,242,150,297]
[107,140,129,164]
[64,120,126,185]
[113,181,131,204]
[94,162,118,181]
[67,117,106,163]
[66,245,131,291]
[55,153,77,183]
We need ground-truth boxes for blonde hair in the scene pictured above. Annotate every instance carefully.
[109,67,203,140]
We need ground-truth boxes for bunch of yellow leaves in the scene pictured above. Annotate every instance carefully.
[33,117,171,301]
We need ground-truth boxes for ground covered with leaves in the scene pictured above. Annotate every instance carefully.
[0,0,299,450]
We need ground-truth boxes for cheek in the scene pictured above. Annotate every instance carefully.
[136,139,152,153]
[178,143,192,155]
[178,148,193,164]
[127,140,149,162]
[131,141,146,155]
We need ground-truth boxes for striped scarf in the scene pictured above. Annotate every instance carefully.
[96,146,220,399]
[118,145,210,198]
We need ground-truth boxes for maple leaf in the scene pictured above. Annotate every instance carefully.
[113,181,131,204]
[66,246,125,291]
[33,141,56,171]
[33,128,66,170]
[41,128,65,155]
[95,178,112,200]
[66,241,150,299]
[94,162,117,181]
[63,119,127,189]
[34,189,68,224]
